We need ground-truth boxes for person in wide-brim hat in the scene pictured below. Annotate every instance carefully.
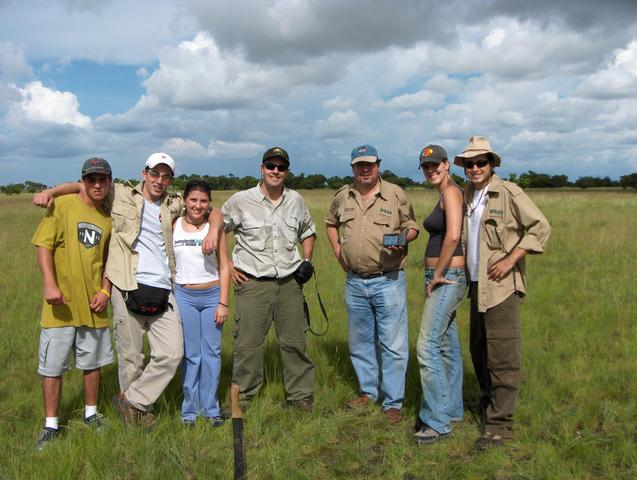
[454,136,501,167]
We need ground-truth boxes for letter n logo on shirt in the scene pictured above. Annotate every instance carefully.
[77,222,103,248]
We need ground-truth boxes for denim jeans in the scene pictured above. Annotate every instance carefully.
[174,284,223,421]
[345,270,408,410]
[416,268,466,434]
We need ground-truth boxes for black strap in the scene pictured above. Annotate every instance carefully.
[302,270,329,336]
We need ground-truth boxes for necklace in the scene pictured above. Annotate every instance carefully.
[183,216,206,229]
[467,183,488,217]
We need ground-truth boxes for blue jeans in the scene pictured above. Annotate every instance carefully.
[174,284,223,421]
[416,268,466,434]
[345,270,408,410]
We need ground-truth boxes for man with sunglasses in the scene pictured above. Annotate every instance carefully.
[33,153,221,428]
[325,145,419,423]
[454,136,550,452]
[221,147,316,412]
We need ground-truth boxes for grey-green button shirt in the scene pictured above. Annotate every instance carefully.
[221,184,316,278]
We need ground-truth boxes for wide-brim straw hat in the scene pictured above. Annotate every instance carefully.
[453,136,501,167]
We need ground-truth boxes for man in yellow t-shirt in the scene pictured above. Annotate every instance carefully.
[31,158,114,451]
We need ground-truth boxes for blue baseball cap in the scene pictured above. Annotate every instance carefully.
[351,144,379,165]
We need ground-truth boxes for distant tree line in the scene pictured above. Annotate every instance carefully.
[3,171,637,194]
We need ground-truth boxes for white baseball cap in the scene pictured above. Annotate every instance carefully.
[145,152,175,173]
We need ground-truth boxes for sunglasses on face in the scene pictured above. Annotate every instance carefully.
[147,169,173,181]
[263,162,289,172]
[464,159,490,169]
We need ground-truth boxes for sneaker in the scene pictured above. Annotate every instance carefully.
[210,417,225,427]
[346,395,372,410]
[35,427,60,451]
[414,426,450,445]
[287,397,313,413]
[472,432,506,453]
[383,408,403,423]
[182,419,196,428]
[84,413,107,433]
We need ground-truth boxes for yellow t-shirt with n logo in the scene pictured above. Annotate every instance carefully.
[32,194,112,328]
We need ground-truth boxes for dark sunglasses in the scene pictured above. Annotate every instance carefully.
[263,162,288,172]
[464,159,490,169]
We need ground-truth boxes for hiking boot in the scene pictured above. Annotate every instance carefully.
[112,394,136,425]
[134,409,157,430]
[414,426,450,445]
[287,397,313,413]
[35,427,60,451]
[472,432,506,453]
[84,413,107,433]
[346,395,372,410]
[383,408,403,423]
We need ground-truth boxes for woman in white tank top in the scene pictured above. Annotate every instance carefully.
[172,180,229,427]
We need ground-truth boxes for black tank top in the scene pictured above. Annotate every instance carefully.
[423,186,464,258]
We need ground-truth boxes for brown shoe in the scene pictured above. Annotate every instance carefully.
[346,395,372,410]
[472,432,506,453]
[134,410,158,430]
[383,408,403,423]
[288,397,313,413]
[112,394,135,425]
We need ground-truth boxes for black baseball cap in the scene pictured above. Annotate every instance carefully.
[262,147,290,165]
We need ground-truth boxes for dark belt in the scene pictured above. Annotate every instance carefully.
[239,270,279,281]
[352,269,401,279]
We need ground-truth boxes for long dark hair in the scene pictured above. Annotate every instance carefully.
[183,179,212,200]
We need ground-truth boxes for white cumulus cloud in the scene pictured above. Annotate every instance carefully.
[7,81,91,128]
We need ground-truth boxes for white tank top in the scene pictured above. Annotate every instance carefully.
[173,218,220,284]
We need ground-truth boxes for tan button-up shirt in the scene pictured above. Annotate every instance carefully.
[104,182,183,291]
[463,174,551,312]
[325,179,418,276]
[221,185,316,278]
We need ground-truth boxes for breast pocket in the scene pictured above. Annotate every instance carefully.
[339,211,356,242]
[111,201,137,234]
[484,218,504,250]
[283,216,299,250]
[242,219,266,251]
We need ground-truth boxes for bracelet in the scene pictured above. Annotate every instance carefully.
[218,302,228,308]
[100,289,111,298]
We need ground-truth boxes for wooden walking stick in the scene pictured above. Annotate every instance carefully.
[231,384,247,480]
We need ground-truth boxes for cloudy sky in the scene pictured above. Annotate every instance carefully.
[2,0,637,185]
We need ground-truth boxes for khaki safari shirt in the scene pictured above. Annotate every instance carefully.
[464,174,551,312]
[222,184,316,278]
[105,182,183,291]
[325,178,418,276]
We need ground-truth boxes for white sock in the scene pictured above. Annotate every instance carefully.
[85,405,97,419]
[45,417,59,430]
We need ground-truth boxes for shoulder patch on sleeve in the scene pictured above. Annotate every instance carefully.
[334,184,349,197]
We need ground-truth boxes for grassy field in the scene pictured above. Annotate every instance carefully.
[0,189,635,479]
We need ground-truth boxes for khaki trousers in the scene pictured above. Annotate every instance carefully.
[469,282,521,439]
[232,276,315,402]
[112,287,184,411]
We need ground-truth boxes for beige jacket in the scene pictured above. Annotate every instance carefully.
[464,174,550,312]
[105,182,183,291]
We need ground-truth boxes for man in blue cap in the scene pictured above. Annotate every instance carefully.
[325,145,418,423]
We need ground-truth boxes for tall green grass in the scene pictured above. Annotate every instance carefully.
[0,190,635,479]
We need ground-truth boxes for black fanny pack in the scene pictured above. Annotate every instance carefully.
[124,283,170,316]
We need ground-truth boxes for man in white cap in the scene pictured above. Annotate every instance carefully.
[454,136,550,452]
[34,153,221,428]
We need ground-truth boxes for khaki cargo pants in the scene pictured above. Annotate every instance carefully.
[469,282,521,439]
[232,275,315,402]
